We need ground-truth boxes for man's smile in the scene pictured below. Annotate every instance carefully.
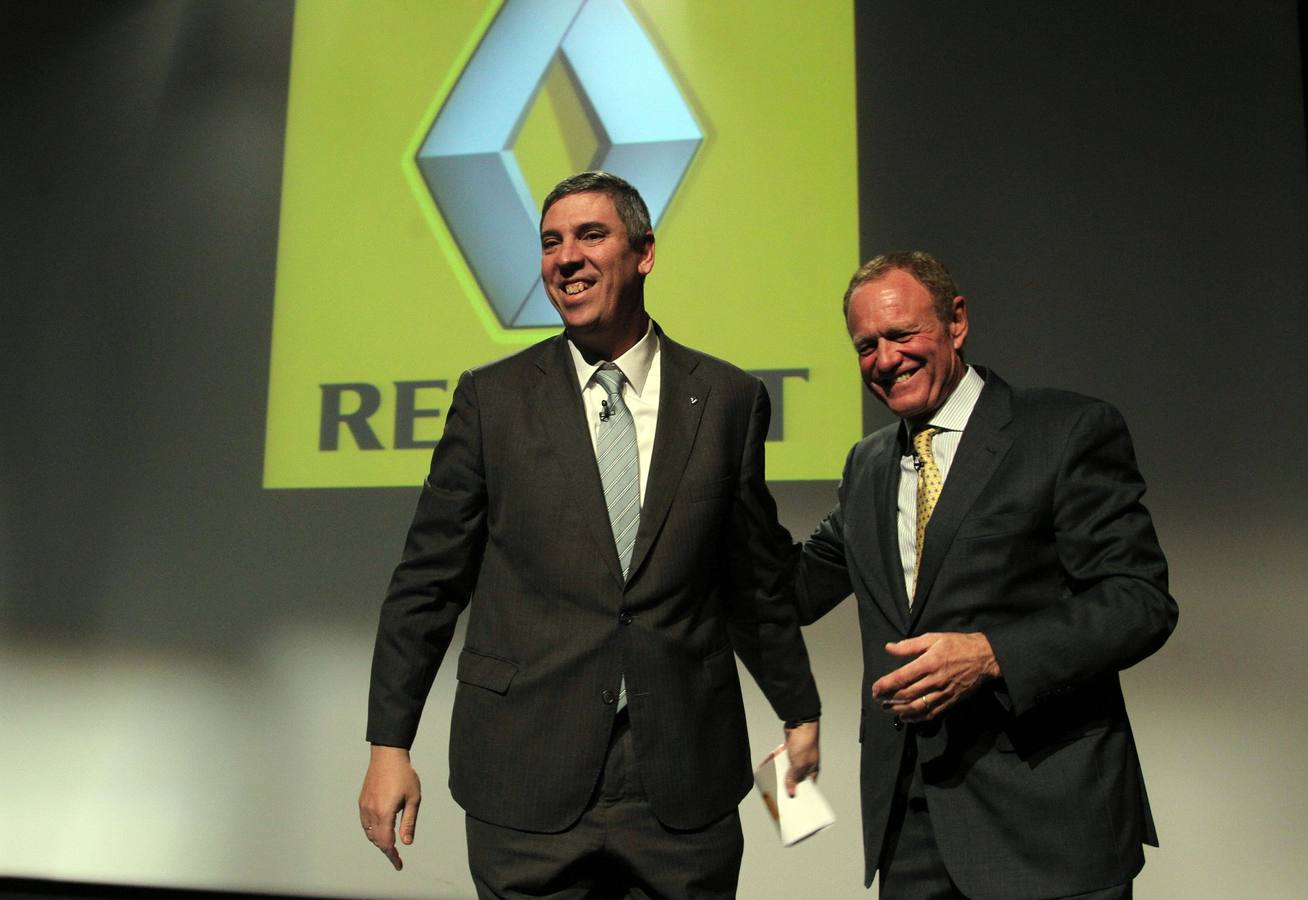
[878,368,919,389]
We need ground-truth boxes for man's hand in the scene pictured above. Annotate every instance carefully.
[358,745,422,870]
[872,632,1000,722]
[782,720,819,797]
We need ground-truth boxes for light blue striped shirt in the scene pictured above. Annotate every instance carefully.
[897,366,986,602]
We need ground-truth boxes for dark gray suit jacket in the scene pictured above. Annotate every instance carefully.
[367,328,820,833]
[799,369,1177,898]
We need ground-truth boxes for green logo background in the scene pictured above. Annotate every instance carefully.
[265,1,859,487]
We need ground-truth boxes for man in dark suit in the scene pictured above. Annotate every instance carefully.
[797,251,1176,899]
[358,171,821,898]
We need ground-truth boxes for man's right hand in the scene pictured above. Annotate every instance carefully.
[358,744,422,870]
[782,720,820,797]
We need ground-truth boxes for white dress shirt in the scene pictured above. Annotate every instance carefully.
[567,320,661,506]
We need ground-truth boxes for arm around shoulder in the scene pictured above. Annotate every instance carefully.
[794,443,859,625]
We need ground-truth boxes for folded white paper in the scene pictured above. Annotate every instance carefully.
[753,744,836,846]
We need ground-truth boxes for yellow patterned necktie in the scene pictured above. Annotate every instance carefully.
[911,426,943,605]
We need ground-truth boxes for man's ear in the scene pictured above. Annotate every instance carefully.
[637,233,655,276]
[950,295,969,349]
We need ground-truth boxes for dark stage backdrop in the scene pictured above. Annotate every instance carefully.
[3,2,1305,898]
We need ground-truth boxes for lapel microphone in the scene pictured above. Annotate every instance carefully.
[599,399,613,422]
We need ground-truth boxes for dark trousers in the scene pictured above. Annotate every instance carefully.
[877,737,1132,900]
[466,711,743,899]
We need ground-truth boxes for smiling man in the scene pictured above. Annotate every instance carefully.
[796,251,1177,899]
[358,171,820,898]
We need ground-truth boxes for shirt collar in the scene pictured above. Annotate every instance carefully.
[899,365,985,444]
[567,319,659,397]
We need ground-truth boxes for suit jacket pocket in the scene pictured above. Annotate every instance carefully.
[456,647,518,695]
[702,645,737,688]
[995,685,1124,755]
[691,475,734,502]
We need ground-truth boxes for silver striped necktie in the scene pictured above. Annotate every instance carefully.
[594,366,640,578]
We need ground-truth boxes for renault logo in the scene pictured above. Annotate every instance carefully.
[416,0,702,329]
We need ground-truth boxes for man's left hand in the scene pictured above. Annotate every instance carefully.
[782,720,819,796]
[872,632,1000,722]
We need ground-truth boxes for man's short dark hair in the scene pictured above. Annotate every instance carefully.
[843,251,961,323]
[541,171,653,250]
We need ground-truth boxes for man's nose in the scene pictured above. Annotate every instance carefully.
[555,237,582,268]
[872,342,896,370]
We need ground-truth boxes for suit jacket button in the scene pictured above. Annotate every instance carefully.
[619,612,633,625]
[892,717,904,731]
[602,690,616,705]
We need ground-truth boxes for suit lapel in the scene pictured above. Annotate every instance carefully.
[626,334,708,582]
[908,372,1014,628]
[871,433,912,633]
[530,335,626,586]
